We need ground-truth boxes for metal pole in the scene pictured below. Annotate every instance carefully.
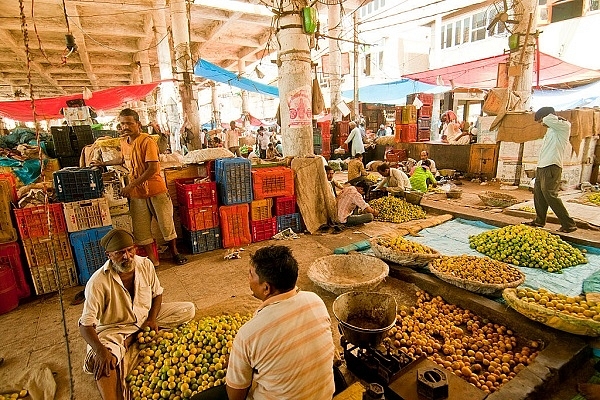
[353,12,359,121]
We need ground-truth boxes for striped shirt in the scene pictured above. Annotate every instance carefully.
[336,186,369,223]
[226,289,335,400]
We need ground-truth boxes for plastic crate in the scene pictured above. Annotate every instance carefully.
[0,180,17,244]
[58,156,81,168]
[395,106,403,123]
[111,213,132,233]
[92,129,119,140]
[183,227,222,254]
[418,105,433,118]
[417,129,431,142]
[137,241,159,262]
[276,213,303,233]
[400,124,417,143]
[401,105,417,124]
[250,198,273,221]
[366,188,387,202]
[252,167,295,200]
[180,204,219,231]
[275,196,297,216]
[175,178,218,208]
[71,125,94,152]
[22,234,73,269]
[314,144,322,155]
[251,218,277,242]
[63,198,112,232]
[215,158,253,205]
[14,203,67,240]
[0,173,18,202]
[219,204,252,248]
[30,259,78,295]
[317,120,331,137]
[0,242,31,299]
[313,132,322,146]
[385,149,408,163]
[53,167,104,202]
[417,118,431,130]
[51,126,75,157]
[70,226,111,285]
[406,92,434,106]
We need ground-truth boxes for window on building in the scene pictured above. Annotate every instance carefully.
[445,24,453,48]
[591,0,600,11]
[488,8,506,35]
[454,20,462,45]
[368,2,372,13]
[381,0,386,6]
[374,0,379,11]
[471,11,487,41]
[463,17,471,43]
[365,53,372,76]
[441,27,446,49]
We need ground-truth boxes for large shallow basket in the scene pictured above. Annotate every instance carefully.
[478,191,519,208]
[446,190,463,199]
[503,288,600,337]
[404,190,424,205]
[429,261,525,296]
[370,238,440,268]
[307,254,389,295]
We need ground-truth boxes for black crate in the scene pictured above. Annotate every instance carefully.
[313,144,322,155]
[417,118,431,130]
[72,125,94,152]
[51,126,74,157]
[365,187,387,202]
[53,167,104,202]
[92,130,119,140]
[183,227,222,254]
[58,156,80,168]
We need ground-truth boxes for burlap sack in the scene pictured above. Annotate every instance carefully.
[496,112,546,143]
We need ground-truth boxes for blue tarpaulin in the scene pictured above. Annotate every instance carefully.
[342,78,448,104]
[531,79,600,111]
[194,59,279,98]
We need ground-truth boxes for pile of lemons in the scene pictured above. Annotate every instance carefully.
[469,225,587,273]
[430,255,522,285]
[0,390,27,400]
[369,196,426,223]
[516,287,600,321]
[128,313,251,399]
[588,192,600,206]
[375,235,436,254]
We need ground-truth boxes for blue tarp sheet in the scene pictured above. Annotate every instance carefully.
[342,78,448,105]
[193,59,279,98]
[375,218,600,297]
[531,79,600,111]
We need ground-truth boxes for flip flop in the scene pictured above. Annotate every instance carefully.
[173,253,188,265]
[70,290,85,306]
[557,226,577,233]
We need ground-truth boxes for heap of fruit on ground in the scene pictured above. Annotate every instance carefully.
[369,196,426,223]
[588,193,600,206]
[516,287,600,321]
[430,255,523,285]
[128,313,251,399]
[374,235,437,254]
[386,290,540,395]
[468,224,587,272]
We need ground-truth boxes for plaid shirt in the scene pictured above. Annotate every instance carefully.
[337,186,368,223]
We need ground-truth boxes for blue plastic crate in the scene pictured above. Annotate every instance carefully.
[70,226,112,285]
[54,167,104,202]
[183,227,222,254]
[276,213,303,233]
[215,158,253,205]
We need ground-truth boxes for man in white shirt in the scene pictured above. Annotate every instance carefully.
[523,107,577,233]
[226,121,241,156]
[375,162,411,194]
[256,126,270,159]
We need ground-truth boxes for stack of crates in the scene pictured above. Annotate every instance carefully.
[317,120,331,159]
[50,125,94,167]
[313,127,322,155]
[53,167,112,286]
[103,171,131,233]
[215,158,253,248]
[252,167,301,235]
[334,121,349,153]
[250,198,276,243]
[176,177,221,254]
[1,175,30,301]
[407,93,434,142]
[395,105,417,143]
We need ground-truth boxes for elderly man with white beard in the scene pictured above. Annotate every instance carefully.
[79,228,195,400]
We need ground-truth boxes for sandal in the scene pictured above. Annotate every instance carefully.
[70,290,85,306]
[522,220,544,228]
[173,253,188,265]
[557,226,577,233]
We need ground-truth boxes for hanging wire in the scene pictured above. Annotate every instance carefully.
[20,1,75,398]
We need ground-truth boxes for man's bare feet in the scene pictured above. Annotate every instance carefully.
[578,383,600,400]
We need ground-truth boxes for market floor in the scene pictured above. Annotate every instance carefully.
[0,181,599,399]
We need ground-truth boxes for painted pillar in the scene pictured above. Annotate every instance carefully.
[328,3,342,122]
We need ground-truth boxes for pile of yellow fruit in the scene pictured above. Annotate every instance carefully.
[516,288,600,321]
[386,290,539,395]
[430,255,522,285]
[374,235,436,254]
[588,193,600,206]
[128,313,251,399]
[468,224,587,272]
[364,173,380,184]
[369,196,426,223]
[0,390,27,400]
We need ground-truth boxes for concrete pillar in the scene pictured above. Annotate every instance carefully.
[211,83,221,129]
[276,0,313,157]
[328,4,342,121]
[238,60,249,123]
[171,0,201,151]
[138,50,157,122]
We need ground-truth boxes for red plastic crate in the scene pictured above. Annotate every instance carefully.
[252,167,295,200]
[219,204,251,248]
[0,173,18,202]
[136,241,159,262]
[417,129,431,142]
[175,178,218,208]
[179,204,219,231]
[385,149,408,163]
[400,124,417,142]
[418,105,433,118]
[317,120,331,138]
[407,92,434,105]
[337,121,349,137]
[0,241,31,299]
[250,218,277,242]
[14,204,67,240]
[395,124,402,143]
[275,196,297,216]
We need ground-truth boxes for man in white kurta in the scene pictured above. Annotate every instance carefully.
[345,121,365,156]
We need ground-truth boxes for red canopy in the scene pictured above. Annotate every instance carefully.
[404,52,600,89]
[0,82,161,121]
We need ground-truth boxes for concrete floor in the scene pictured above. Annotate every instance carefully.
[0,179,599,399]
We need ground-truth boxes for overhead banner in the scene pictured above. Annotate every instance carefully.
[194,59,279,98]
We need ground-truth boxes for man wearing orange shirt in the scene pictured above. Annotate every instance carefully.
[119,108,187,266]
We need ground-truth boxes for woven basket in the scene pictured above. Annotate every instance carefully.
[307,254,389,295]
[429,261,525,296]
[446,190,462,199]
[503,288,600,337]
[404,190,424,205]
[370,238,440,268]
[478,191,519,208]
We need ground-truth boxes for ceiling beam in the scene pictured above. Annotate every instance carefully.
[64,2,99,90]
[0,29,67,95]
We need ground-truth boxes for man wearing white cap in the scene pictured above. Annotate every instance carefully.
[79,228,195,400]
